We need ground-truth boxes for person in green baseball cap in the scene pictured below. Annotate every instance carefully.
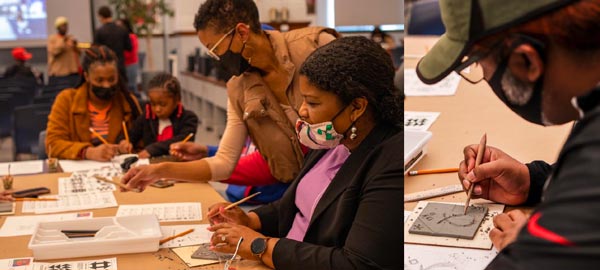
[417,0,600,269]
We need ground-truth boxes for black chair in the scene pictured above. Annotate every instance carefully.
[407,0,445,35]
[12,103,52,160]
[0,97,14,138]
[33,93,57,105]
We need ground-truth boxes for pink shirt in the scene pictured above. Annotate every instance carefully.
[286,144,350,241]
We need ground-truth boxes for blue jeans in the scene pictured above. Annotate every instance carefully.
[126,63,140,97]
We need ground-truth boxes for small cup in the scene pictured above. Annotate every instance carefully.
[47,158,59,173]
[2,175,13,190]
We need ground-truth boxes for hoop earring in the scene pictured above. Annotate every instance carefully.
[350,126,357,140]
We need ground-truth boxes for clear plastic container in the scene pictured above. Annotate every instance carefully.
[28,215,161,260]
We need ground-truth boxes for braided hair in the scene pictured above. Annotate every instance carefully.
[147,72,181,99]
[299,36,404,127]
[78,45,141,119]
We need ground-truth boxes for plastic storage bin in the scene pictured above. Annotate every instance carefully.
[28,215,161,260]
[404,130,433,174]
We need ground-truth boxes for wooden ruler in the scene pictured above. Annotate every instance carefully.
[404,184,464,202]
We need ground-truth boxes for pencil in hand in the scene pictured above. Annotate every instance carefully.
[159,228,194,245]
[208,192,262,218]
[89,127,109,145]
[180,133,194,144]
[122,121,131,154]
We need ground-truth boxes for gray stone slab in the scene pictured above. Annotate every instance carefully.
[408,203,488,239]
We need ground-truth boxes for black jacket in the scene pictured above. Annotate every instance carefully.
[487,87,600,269]
[123,107,199,157]
[252,124,403,270]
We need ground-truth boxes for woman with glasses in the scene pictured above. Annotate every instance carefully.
[121,0,338,193]
[207,36,403,270]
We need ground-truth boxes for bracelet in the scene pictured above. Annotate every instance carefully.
[80,146,89,160]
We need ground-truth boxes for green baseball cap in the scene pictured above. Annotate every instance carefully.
[416,0,577,84]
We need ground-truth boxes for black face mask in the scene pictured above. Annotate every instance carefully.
[58,29,67,35]
[91,85,117,100]
[217,32,251,76]
[487,37,546,125]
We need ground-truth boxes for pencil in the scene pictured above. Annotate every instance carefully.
[225,191,261,210]
[93,175,140,192]
[14,198,58,201]
[181,133,194,143]
[408,168,459,176]
[89,127,109,145]
[159,228,194,245]
[122,121,130,154]
[464,133,487,215]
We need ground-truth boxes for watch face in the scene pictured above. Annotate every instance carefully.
[251,238,267,255]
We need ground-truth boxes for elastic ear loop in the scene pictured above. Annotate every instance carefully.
[224,237,243,270]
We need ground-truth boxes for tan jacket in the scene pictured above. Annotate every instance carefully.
[46,83,140,159]
[47,33,80,76]
[227,27,339,182]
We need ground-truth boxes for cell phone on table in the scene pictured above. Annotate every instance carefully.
[150,180,174,188]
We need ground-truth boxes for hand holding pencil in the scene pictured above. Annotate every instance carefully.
[458,139,531,206]
[206,192,262,226]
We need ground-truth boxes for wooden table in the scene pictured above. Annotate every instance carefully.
[404,36,572,211]
[0,171,268,270]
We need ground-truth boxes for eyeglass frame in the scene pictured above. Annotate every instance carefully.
[207,28,236,61]
[454,34,546,85]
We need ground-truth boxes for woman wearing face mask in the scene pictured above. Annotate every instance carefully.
[121,0,338,194]
[46,45,141,161]
[199,37,403,270]
[417,1,600,269]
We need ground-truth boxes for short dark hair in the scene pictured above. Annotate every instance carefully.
[300,36,404,126]
[98,6,112,19]
[193,0,261,34]
[148,72,181,99]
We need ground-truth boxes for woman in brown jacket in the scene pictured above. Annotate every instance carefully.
[45,45,141,161]
[121,0,337,192]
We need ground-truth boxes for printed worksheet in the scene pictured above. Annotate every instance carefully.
[58,166,122,195]
[22,192,118,214]
[117,203,202,222]
[0,212,92,237]
[159,224,212,248]
[0,257,33,270]
[404,111,440,131]
[404,68,462,96]
[404,244,498,270]
[33,258,117,270]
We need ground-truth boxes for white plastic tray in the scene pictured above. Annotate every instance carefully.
[404,130,432,174]
[28,215,161,260]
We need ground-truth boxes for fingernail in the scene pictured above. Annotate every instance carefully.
[466,171,475,181]
[462,180,470,187]
[474,186,482,195]
[209,246,214,250]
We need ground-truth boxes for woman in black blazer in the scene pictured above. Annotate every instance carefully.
[207,36,404,270]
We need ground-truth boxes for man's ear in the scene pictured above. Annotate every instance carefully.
[349,97,368,122]
[507,43,544,83]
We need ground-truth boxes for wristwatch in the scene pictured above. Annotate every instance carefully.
[250,237,270,259]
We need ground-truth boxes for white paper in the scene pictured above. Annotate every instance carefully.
[0,212,93,237]
[405,68,462,96]
[22,192,118,214]
[58,167,122,194]
[58,160,116,173]
[0,161,43,175]
[404,211,411,223]
[117,203,202,222]
[404,244,498,270]
[0,257,33,270]
[33,258,117,270]
[159,224,212,248]
[404,111,440,131]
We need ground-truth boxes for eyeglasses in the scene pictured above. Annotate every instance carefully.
[207,28,235,61]
[224,237,243,270]
[454,40,505,84]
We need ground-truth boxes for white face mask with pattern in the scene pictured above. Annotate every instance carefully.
[294,106,351,150]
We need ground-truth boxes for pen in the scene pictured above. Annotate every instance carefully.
[464,133,487,214]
